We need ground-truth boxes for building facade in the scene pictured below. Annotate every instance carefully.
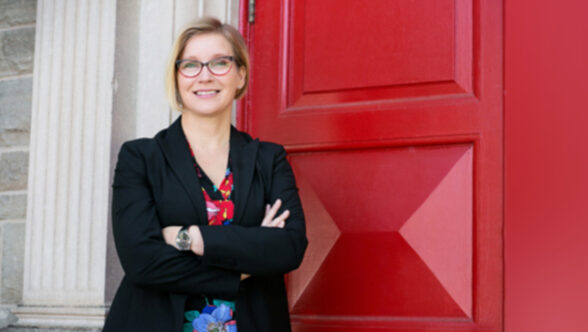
[1,1,588,331]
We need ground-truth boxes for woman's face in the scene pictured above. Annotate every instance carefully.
[177,33,245,118]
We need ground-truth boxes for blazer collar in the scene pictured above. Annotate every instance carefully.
[156,116,259,225]
[229,126,259,224]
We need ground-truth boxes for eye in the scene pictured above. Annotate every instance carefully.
[181,61,200,69]
[211,58,231,69]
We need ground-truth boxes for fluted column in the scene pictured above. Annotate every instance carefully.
[19,0,116,327]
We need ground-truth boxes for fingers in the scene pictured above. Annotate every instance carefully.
[268,199,282,218]
[260,204,271,227]
[261,203,272,226]
[274,209,290,226]
[261,199,281,225]
[267,208,290,228]
[261,199,289,228]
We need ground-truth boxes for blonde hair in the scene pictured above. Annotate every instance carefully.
[164,17,250,111]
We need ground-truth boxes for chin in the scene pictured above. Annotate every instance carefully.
[182,105,232,118]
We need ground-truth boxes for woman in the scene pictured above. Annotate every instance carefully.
[104,17,308,332]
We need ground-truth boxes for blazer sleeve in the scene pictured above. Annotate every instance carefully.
[199,145,308,275]
[112,141,241,298]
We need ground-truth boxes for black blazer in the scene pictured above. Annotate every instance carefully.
[103,117,307,332]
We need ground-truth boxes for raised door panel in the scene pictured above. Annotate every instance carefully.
[288,145,473,318]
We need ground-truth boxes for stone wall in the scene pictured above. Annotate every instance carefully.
[0,0,37,306]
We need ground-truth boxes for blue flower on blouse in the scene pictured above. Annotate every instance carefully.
[192,303,236,332]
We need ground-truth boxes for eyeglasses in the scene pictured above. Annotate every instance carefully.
[175,56,235,78]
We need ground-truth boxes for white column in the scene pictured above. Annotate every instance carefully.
[18,0,116,328]
[175,0,240,31]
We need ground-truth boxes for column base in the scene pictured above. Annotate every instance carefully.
[11,306,106,329]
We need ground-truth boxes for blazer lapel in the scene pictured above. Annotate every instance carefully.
[230,126,259,224]
[156,117,208,226]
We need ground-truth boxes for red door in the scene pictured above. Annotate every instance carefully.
[239,1,502,331]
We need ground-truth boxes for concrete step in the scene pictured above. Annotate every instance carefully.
[1,328,101,332]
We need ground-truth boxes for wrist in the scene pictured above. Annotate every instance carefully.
[175,225,191,251]
[189,225,204,256]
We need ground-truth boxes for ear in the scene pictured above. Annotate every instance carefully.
[237,66,246,89]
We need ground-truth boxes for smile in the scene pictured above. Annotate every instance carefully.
[194,90,220,96]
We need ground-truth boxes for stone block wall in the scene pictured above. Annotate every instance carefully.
[0,0,37,306]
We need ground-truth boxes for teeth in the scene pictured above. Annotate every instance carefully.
[195,90,218,96]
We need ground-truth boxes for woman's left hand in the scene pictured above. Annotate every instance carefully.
[261,199,290,228]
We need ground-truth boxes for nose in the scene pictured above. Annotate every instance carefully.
[198,65,214,81]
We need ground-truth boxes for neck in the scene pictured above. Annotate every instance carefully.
[181,111,231,150]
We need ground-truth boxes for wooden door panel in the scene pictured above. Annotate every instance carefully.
[290,0,472,108]
[241,0,502,330]
[301,0,456,92]
[250,0,473,136]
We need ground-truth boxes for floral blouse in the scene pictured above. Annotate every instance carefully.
[183,145,237,332]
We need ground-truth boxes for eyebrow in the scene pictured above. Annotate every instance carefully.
[181,54,232,61]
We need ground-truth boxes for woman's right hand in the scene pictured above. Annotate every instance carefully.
[261,199,290,228]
